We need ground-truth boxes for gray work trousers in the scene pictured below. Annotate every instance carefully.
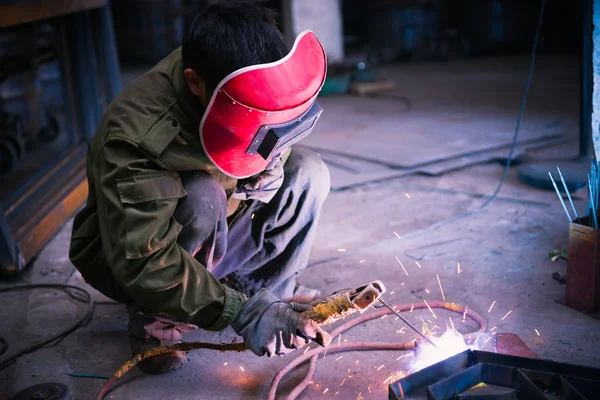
[128,147,330,340]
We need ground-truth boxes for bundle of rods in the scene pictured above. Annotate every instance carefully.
[95,301,486,400]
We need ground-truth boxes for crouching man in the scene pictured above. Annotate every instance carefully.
[69,0,331,373]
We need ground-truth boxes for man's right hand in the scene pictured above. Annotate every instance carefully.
[231,288,331,357]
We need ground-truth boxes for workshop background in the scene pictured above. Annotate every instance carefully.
[1,0,600,399]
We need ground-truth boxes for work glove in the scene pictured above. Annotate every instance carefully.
[231,159,284,204]
[231,288,331,357]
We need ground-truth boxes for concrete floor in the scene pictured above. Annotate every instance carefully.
[2,54,600,399]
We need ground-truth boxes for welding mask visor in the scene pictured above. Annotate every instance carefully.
[199,30,327,179]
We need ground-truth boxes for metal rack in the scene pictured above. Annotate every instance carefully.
[0,0,121,274]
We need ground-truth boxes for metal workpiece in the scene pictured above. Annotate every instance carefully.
[388,349,600,400]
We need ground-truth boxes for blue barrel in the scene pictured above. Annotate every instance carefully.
[111,0,186,64]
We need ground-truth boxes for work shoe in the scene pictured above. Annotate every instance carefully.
[127,305,197,374]
[130,336,187,374]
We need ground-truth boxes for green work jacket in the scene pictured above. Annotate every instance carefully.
[69,48,246,331]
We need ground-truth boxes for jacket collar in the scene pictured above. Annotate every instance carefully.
[169,50,205,125]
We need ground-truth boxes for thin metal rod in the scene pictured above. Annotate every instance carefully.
[557,167,579,220]
[549,172,572,221]
[378,299,438,348]
[588,174,598,229]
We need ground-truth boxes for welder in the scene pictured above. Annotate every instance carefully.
[69,0,332,374]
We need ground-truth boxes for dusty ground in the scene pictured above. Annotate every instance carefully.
[2,54,600,400]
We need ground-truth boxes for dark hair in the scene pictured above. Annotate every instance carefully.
[182,0,289,91]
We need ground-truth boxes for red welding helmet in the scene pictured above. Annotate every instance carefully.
[199,30,327,179]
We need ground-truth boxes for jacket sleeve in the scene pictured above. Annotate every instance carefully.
[95,135,245,330]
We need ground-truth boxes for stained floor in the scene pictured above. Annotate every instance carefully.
[2,54,600,400]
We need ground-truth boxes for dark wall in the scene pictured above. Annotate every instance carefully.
[342,0,583,62]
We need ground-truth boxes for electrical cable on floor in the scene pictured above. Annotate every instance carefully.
[0,284,94,371]
[398,0,547,237]
[94,301,486,400]
[307,0,548,269]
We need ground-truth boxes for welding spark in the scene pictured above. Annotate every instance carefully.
[357,392,363,400]
[348,368,351,373]
[251,213,255,220]
[338,249,346,252]
[344,339,348,342]
[415,261,422,268]
[368,385,372,393]
[377,364,385,371]
[490,326,497,332]
[448,316,455,331]
[488,301,496,313]
[405,353,414,357]
[395,317,399,321]
[309,381,314,384]
[335,391,340,395]
[335,356,344,361]
[501,310,512,320]
[457,263,462,274]
[535,329,540,336]
[355,359,359,364]
[397,328,405,334]
[463,307,468,322]
[304,346,311,354]
[396,355,405,361]
[324,388,329,394]
[393,231,403,240]
[239,366,245,372]
[404,193,411,199]
[338,334,342,346]
[383,376,393,385]
[425,288,430,294]
[390,290,395,295]
[410,306,414,312]
[395,256,409,276]
[419,316,433,336]
[484,336,493,344]
[424,300,438,319]
[359,260,366,263]
[437,274,446,301]
[340,378,346,386]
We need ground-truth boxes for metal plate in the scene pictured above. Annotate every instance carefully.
[12,383,68,400]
